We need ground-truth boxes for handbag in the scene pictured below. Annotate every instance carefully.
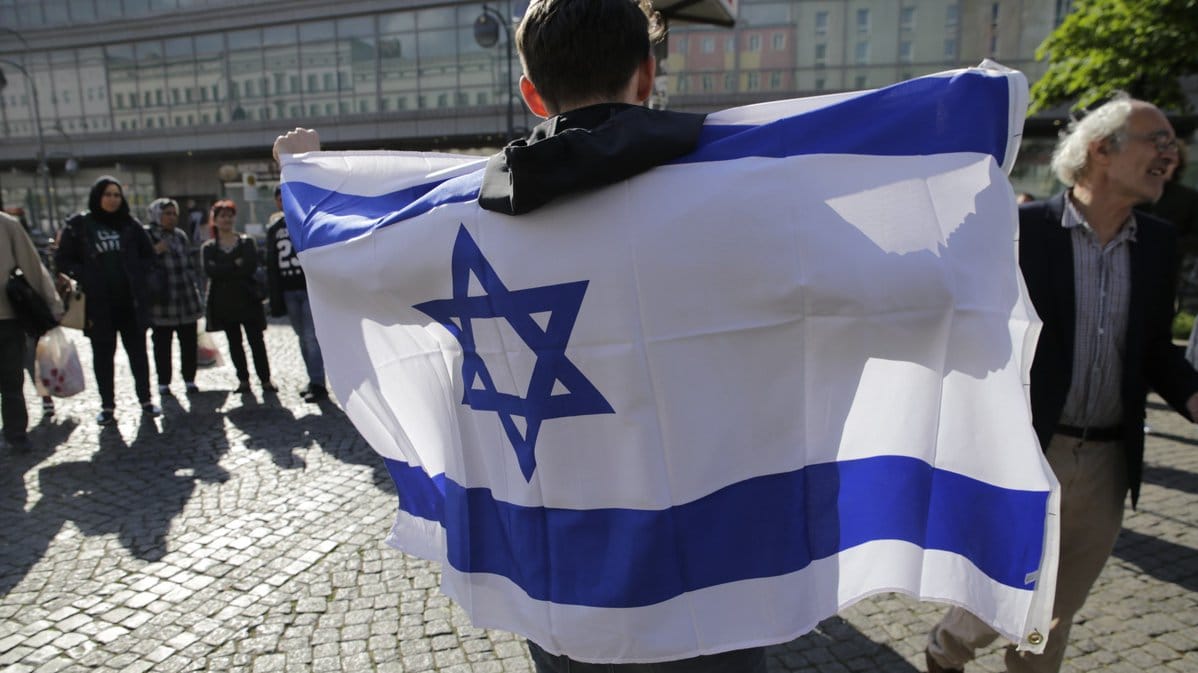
[59,286,86,330]
[6,268,58,336]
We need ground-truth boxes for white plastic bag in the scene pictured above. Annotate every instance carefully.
[35,327,85,398]
[196,320,223,367]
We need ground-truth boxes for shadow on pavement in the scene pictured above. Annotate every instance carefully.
[0,392,233,597]
[767,615,917,673]
[1113,529,1198,593]
[222,396,391,490]
[1141,464,1198,495]
[1145,430,1198,448]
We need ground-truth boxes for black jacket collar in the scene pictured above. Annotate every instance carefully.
[478,103,706,215]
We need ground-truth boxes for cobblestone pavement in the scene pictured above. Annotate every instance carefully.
[1,322,1195,673]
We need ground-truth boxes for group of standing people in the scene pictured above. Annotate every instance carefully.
[0,175,327,441]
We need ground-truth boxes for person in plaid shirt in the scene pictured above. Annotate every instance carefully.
[146,198,204,395]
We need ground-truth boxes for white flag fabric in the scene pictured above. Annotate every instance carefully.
[280,64,1059,664]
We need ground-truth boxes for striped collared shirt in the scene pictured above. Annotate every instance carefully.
[1058,193,1136,428]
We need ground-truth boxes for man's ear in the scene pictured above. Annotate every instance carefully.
[633,56,656,104]
[1089,138,1113,166]
[520,76,551,119]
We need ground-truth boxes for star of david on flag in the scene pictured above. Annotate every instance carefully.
[414,225,615,480]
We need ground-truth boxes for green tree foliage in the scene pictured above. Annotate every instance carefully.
[1030,0,1198,112]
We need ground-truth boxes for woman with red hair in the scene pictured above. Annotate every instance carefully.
[200,200,275,393]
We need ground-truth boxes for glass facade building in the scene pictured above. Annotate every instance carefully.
[1,0,1186,232]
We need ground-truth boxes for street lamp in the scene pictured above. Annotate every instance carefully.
[0,58,54,232]
[474,3,517,141]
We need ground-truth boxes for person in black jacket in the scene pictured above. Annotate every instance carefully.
[201,200,275,394]
[273,2,756,672]
[55,176,161,425]
[266,186,326,401]
[925,96,1198,673]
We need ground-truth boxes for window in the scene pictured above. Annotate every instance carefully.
[855,41,870,64]
[856,8,870,33]
[725,36,736,52]
[747,72,759,90]
[854,74,867,88]
[946,3,959,27]
[676,75,688,93]
[944,38,957,59]
[900,6,916,31]
[814,11,828,35]
[307,74,318,92]
[769,72,782,89]
[701,37,714,54]
[477,92,487,105]
[748,34,761,52]
[814,43,827,66]
[899,41,913,63]
[815,77,826,91]
[724,73,736,90]
[772,33,786,50]
[702,74,713,92]
[676,36,687,54]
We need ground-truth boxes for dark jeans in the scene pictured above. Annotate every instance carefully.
[224,324,271,383]
[0,319,29,443]
[152,322,198,386]
[527,642,767,673]
[90,310,152,410]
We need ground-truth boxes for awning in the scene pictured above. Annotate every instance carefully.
[653,0,737,27]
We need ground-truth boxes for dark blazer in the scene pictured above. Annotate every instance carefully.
[201,235,266,332]
[1019,193,1198,505]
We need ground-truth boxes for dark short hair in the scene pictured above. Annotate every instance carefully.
[274,185,282,197]
[516,0,662,113]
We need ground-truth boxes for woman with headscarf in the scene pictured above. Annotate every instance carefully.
[201,200,275,394]
[56,176,161,424]
[145,197,204,395]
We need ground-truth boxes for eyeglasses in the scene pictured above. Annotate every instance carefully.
[1128,131,1181,154]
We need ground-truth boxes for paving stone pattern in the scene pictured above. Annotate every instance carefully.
[1,322,1195,672]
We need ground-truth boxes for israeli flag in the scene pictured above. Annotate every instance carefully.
[280,63,1059,664]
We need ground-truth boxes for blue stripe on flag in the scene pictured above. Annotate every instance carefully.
[285,71,1012,253]
[282,172,483,253]
[683,71,1009,165]
[384,455,1046,607]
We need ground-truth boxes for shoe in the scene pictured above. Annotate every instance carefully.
[142,403,162,417]
[925,649,963,673]
[235,381,253,394]
[185,382,199,393]
[304,384,328,402]
[158,384,171,395]
[42,397,54,417]
[96,409,116,426]
[260,381,279,393]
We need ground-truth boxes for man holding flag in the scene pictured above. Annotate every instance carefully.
[925,96,1198,673]
[275,0,1060,670]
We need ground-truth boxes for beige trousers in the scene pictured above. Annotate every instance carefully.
[927,433,1128,673]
